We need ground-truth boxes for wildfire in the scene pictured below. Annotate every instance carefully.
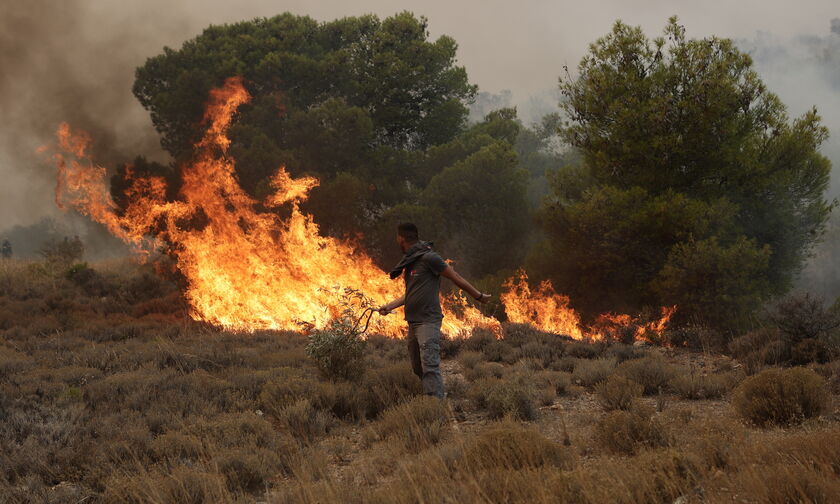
[502,271,676,342]
[48,77,674,342]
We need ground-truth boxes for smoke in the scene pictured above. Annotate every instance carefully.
[2,0,839,265]
[728,21,840,299]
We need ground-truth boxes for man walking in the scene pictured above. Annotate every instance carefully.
[378,223,491,398]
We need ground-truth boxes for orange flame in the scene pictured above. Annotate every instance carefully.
[47,77,674,342]
[48,77,497,337]
[502,270,675,342]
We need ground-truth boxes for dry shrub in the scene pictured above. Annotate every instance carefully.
[705,428,840,503]
[668,371,729,400]
[604,343,645,363]
[213,447,283,492]
[464,361,505,381]
[615,356,676,395]
[596,374,643,410]
[535,370,572,396]
[732,367,828,426]
[457,350,484,370]
[464,328,496,351]
[461,421,572,471]
[362,363,423,417]
[372,396,448,452]
[572,357,616,387]
[565,341,600,359]
[595,405,668,455]
[276,399,332,442]
[150,432,204,463]
[103,464,232,504]
[258,367,319,417]
[469,378,538,420]
[481,340,518,364]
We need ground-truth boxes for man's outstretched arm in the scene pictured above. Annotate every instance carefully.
[441,266,491,303]
[378,295,405,315]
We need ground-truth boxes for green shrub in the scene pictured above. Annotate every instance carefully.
[595,405,668,455]
[305,319,367,381]
[572,357,616,387]
[596,374,643,410]
[615,356,676,395]
[732,367,828,426]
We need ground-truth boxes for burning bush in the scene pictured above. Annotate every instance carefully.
[732,367,828,426]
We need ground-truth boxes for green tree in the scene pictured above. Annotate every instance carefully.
[132,12,476,239]
[533,18,832,332]
[372,110,530,279]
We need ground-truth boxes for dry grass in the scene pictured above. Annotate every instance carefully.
[1,258,840,503]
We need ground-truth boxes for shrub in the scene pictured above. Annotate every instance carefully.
[729,327,787,373]
[372,396,448,452]
[486,382,538,421]
[461,421,571,471]
[474,378,538,421]
[595,405,668,455]
[464,361,505,382]
[464,328,496,351]
[565,341,600,359]
[213,447,283,492]
[305,319,367,381]
[732,367,828,426]
[604,343,644,363]
[596,374,643,410]
[361,364,423,417]
[481,340,518,363]
[276,399,332,442]
[258,368,319,416]
[572,357,616,387]
[668,372,729,400]
[615,356,676,395]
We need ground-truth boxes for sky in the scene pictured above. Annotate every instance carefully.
[1,0,838,231]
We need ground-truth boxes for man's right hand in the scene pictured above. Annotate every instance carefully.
[377,306,391,316]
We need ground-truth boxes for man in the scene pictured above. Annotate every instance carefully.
[1,239,11,259]
[378,223,491,398]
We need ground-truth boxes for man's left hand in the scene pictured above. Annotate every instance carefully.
[476,293,492,303]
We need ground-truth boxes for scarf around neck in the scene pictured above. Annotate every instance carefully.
[389,240,433,279]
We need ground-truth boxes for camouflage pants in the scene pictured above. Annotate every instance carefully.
[407,321,444,399]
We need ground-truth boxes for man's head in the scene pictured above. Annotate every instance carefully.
[396,222,419,252]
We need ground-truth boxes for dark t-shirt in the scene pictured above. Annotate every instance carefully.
[403,251,449,323]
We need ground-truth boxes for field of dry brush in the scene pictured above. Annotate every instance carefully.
[1,258,838,503]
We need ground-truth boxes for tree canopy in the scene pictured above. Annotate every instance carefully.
[533,17,833,332]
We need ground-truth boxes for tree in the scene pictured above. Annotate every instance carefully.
[371,110,531,280]
[533,18,832,332]
[132,12,476,239]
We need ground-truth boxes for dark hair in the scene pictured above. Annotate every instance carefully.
[397,222,419,241]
